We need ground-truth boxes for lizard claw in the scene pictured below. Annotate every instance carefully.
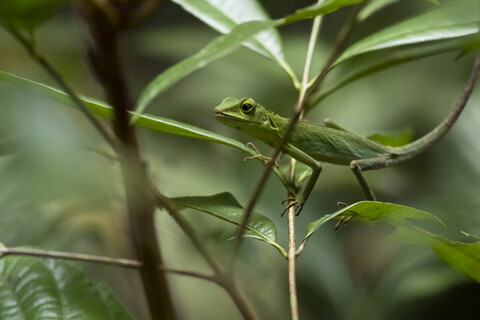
[334,201,352,232]
[244,142,279,167]
[281,196,305,216]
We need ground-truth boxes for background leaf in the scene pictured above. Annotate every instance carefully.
[367,128,413,147]
[0,0,66,32]
[283,0,367,23]
[135,0,375,115]
[358,0,439,21]
[396,227,480,283]
[358,0,402,21]
[0,256,133,319]
[297,201,445,254]
[309,34,480,107]
[134,19,279,115]
[171,0,284,61]
[336,0,479,64]
[172,193,286,257]
[0,70,254,155]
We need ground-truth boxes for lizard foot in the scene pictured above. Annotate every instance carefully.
[281,196,304,217]
[335,201,352,232]
[243,142,278,167]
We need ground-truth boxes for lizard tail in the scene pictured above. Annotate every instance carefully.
[395,52,480,159]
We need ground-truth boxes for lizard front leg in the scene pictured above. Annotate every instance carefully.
[243,142,280,167]
[282,143,322,215]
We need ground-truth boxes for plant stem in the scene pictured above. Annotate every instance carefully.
[287,202,299,320]
[305,4,362,110]
[0,245,141,268]
[287,15,323,320]
[74,2,176,318]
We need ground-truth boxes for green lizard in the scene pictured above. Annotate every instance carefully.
[214,54,480,214]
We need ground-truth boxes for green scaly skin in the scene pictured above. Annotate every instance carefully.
[214,54,480,214]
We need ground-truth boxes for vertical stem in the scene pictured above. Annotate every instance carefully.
[288,15,322,320]
[287,193,299,320]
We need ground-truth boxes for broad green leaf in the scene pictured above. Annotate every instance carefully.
[172,192,286,257]
[337,0,479,64]
[134,20,278,116]
[0,70,254,155]
[309,34,480,107]
[297,201,445,255]
[171,0,285,62]
[0,0,66,32]
[368,128,413,147]
[396,227,480,283]
[0,255,133,319]
[0,70,292,185]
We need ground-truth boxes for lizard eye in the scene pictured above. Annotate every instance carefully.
[241,102,255,114]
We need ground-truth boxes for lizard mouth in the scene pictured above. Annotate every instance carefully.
[214,111,243,121]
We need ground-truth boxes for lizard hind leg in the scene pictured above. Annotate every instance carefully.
[349,157,388,201]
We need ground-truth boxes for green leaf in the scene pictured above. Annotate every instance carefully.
[0,0,66,32]
[0,70,254,155]
[172,192,286,257]
[334,201,445,226]
[134,20,278,116]
[0,70,291,185]
[359,0,440,21]
[396,227,480,283]
[309,33,480,107]
[358,0,402,21]
[171,0,284,61]
[0,256,133,319]
[283,0,367,23]
[337,0,479,64]
[368,128,413,147]
[297,201,445,255]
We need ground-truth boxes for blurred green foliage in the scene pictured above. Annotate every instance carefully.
[1,0,480,319]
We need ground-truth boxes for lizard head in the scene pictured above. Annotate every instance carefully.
[214,97,277,139]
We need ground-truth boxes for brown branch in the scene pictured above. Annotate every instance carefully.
[127,0,165,28]
[0,245,141,268]
[74,1,176,319]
